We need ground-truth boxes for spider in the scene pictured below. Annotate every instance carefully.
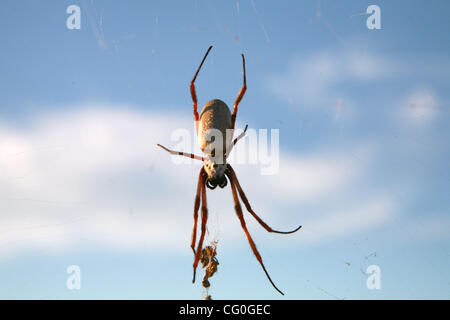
[157,46,301,295]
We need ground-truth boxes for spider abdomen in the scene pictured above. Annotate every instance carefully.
[198,99,232,155]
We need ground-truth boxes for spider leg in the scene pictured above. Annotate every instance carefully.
[227,165,302,234]
[157,144,204,161]
[228,172,285,295]
[231,53,247,130]
[190,45,213,133]
[192,174,208,283]
[232,124,248,146]
[226,124,248,158]
[191,168,205,254]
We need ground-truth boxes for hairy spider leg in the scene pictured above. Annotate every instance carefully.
[157,144,204,161]
[190,45,213,133]
[227,168,285,295]
[192,175,208,283]
[231,54,247,130]
[226,124,248,158]
[228,165,302,234]
[191,168,205,254]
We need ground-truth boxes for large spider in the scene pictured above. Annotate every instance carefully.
[157,46,301,295]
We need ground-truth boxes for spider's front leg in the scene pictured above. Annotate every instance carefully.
[227,164,302,234]
[226,165,285,295]
[192,172,208,283]
[191,168,205,254]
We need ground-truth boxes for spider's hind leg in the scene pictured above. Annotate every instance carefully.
[231,54,247,130]
[190,45,213,133]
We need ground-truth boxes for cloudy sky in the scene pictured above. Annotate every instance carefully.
[0,0,449,299]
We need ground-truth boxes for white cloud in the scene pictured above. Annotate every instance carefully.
[0,105,385,259]
[263,146,372,202]
[267,51,392,109]
[298,195,397,246]
[266,50,450,131]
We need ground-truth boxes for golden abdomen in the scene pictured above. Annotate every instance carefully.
[198,99,232,155]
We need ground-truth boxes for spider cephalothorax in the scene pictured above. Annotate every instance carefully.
[157,46,301,295]
[205,174,227,190]
[203,157,228,189]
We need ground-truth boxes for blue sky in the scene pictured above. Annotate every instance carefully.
[0,0,449,299]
